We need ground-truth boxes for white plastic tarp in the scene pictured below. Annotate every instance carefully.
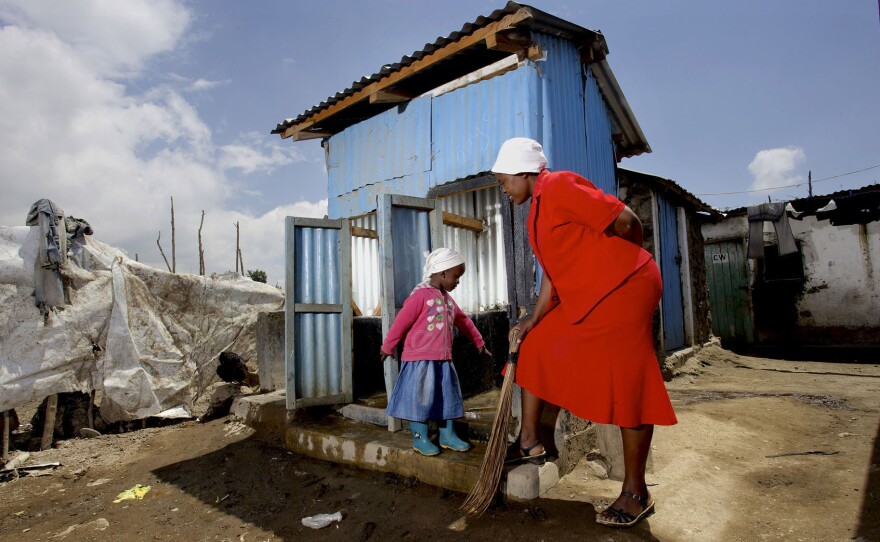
[0,225,284,421]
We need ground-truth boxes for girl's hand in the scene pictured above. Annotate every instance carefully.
[478,345,493,360]
[379,349,396,362]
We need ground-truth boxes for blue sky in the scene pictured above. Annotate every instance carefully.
[1,1,878,284]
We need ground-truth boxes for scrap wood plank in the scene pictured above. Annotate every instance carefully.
[0,461,61,474]
[351,226,378,239]
[442,211,484,233]
[40,394,57,451]
[1,411,8,461]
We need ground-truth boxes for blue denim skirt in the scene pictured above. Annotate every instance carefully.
[386,360,464,422]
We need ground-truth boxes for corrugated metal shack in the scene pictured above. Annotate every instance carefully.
[272,2,657,429]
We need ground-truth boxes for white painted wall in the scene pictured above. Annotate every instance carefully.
[791,217,880,327]
[703,214,880,330]
[702,216,747,243]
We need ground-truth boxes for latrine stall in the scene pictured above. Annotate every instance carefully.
[618,169,719,363]
[273,3,653,447]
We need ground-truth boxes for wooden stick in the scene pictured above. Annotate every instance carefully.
[87,390,95,430]
[198,210,205,275]
[157,231,172,272]
[40,395,58,451]
[235,221,240,273]
[2,411,9,462]
[766,450,839,458]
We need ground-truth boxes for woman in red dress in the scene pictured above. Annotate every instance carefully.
[492,138,677,529]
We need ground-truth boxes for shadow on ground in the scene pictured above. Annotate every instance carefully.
[152,435,659,541]
[857,420,880,540]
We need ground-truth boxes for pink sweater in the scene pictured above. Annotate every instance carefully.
[381,282,485,361]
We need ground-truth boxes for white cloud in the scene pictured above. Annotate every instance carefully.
[0,1,325,289]
[218,132,307,175]
[188,78,225,92]
[0,0,190,77]
[747,146,806,193]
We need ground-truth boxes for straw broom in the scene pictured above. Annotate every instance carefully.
[460,331,521,516]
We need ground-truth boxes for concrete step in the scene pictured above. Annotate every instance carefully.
[231,390,559,500]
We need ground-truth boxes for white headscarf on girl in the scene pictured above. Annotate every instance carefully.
[422,247,465,282]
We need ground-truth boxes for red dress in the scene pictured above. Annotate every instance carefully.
[516,170,677,427]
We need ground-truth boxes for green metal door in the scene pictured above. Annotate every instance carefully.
[704,240,754,346]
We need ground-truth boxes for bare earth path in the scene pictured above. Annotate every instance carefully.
[1,345,878,541]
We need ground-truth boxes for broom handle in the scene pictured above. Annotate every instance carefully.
[508,329,521,358]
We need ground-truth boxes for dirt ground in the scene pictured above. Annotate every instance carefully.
[1,345,878,542]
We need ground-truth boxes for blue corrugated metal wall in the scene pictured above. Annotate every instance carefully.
[391,207,432,307]
[431,65,541,186]
[583,68,617,194]
[292,226,343,398]
[327,98,432,198]
[531,33,588,177]
[325,33,620,218]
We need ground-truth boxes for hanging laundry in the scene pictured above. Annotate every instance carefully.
[746,202,798,258]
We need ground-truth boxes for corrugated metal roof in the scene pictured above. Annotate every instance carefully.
[719,183,880,218]
[618,168,721,217]
[271,2,649,157]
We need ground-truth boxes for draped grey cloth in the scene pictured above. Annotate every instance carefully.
[26,199,68,314]
[747,202,798,258]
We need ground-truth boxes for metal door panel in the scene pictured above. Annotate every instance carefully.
[285,217,352,410]
[657,195,685,351]
[704,240,754,345]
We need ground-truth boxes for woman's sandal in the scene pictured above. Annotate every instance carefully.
[595,491,655,528]
[504,441,547,465]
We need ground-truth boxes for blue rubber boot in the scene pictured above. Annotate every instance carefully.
[438,419,471,452]
[409,421,440,456]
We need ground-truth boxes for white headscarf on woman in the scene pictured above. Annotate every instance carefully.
[491,137,547,175]
[422,247,465,282]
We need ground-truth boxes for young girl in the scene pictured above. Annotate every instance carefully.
[380,247,490,456]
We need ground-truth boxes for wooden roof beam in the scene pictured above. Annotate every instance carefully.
[290,129,333,142]
[369,89,413,104]
[485,32,530,54]
[282,7,534,140]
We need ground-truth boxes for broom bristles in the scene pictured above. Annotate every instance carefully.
[460,360,518,516]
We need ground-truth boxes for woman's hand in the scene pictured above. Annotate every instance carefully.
[478,345,493,360]
[606,206,644,247]
[509,318,536,346]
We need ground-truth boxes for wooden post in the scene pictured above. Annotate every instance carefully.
[198,210,206,275]
[235,221,241,274]
[170,196,176,273]
[87,390,96,430]
[377,195,401,432]
[40,395,58,451]
[2,411,9,462]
